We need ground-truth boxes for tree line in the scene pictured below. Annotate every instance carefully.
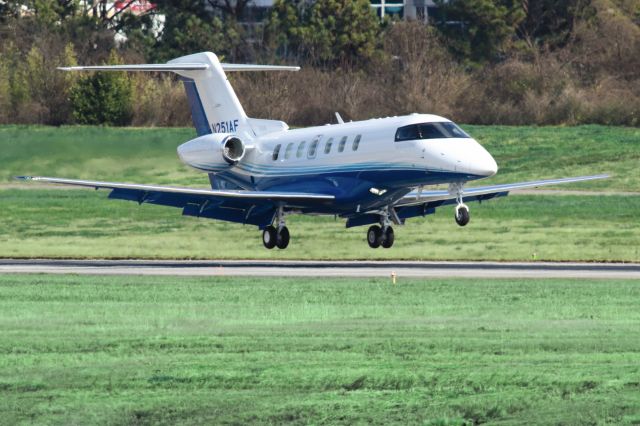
[0,0,638,127]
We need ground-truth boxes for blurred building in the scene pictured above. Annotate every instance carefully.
[370,0,441,21]
[236,1,443,23]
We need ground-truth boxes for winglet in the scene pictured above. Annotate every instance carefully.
[335,112,345,124]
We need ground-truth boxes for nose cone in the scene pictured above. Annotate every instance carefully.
[476,152,498,177]
[467,141,498,177]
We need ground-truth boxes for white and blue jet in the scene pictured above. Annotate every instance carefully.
[18,52,608,249]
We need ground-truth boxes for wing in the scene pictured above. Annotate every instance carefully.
[16,176,333,228]
[397,175,610,206]
[346,174,609,228]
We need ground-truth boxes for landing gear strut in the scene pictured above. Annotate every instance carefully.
[263,206,290,249]
[451,182,470,227]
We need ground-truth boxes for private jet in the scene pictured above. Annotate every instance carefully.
[18,52,607,249]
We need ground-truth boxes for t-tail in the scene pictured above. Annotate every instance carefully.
[58,52,299,139]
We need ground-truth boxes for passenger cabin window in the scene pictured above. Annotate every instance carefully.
[352,135,362,151]
[395,122,471,142]
[296,141,306,158]
[338,136,347,152]
[308,137,320,159]
[272,144,281,161]
[284,142,294,159]
[324,137,333,154]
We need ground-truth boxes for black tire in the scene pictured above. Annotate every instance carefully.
[455,206,470,227]
[382,226,394,248]
[262,225,277,249]
[367,225,382,248]
[276,226,290,249]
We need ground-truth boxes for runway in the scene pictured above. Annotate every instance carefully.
[0,259,639,279]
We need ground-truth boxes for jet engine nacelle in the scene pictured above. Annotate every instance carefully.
[177,133,246,171]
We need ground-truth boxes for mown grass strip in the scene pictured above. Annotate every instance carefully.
[1,274,639,424]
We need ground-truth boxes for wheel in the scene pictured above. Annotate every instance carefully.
[367,225,382,248]
[262,225,277,249]
[455,205,470,226]
[276,226,290,249]
[382,226,394,248]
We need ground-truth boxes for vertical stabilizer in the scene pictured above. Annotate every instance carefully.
[169,52,249,138]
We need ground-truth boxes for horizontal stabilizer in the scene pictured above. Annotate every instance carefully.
[220,64,300,72]
[58,63,209,72]
[57,63,299,73]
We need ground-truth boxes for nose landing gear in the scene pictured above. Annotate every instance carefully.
[455,203,470,226]
[450,181,470,227]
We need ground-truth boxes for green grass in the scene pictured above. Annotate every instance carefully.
[1,124,639,190]
[0,189,638,261]
[468,125,640,192]
[1,274,639,425]
[0,126,198,186]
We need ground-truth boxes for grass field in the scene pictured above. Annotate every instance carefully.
[1,189,638,261]
[1,124,639,191]
[1,274,639,424]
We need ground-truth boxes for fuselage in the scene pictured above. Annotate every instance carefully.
[177,114,498,213]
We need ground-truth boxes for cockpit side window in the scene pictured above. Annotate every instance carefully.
[395,122,471,141]
[418,123,447,139]
[395,125,420,141]
[272,144,281,161]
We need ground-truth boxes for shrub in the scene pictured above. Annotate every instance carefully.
[70,51,133,126]
[0,54,10,124]
[130,73,191,127]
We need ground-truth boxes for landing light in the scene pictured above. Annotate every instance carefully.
[370,188,387,196]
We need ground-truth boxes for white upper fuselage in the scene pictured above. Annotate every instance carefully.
[177,114,497,212]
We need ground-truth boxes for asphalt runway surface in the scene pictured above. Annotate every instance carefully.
[0,259,639,279]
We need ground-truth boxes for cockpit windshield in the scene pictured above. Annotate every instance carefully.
[395,122,470,142]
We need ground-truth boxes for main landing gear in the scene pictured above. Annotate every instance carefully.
[367,225,394,248]
[367,208,397,249]
[263,207,290,249]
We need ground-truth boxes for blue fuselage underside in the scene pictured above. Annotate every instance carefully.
[212,167,483,214]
